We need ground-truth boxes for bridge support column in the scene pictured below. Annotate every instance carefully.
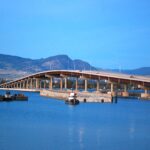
[21,81,24,89]
[124,84,127,92]
[75,78,78,91]
[26,79,29,89]
[84,79,88,92]
[39,80,42,89]
[141,88,150,99]
[23,81,25,89]
[96,80,100,92]
[19,82,20,88]
[110,82,116,96]
[49,77,53,90]
[30,79,33,89]
[36,79,40,89]
[145,88,148,94]
[19,82,21,88]
[122,84,129,97]
[44,80,46,89]
[17,83,19,88]
[111,83,114,93]
[16,83,18,88]
[64,77,67,89]
[60,78,63,90]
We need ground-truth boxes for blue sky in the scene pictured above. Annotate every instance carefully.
[0,0,150,69]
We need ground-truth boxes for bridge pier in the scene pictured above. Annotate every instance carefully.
[84,79,88,92]
[43,80,46,89]
[39,80,42,89]
[75,78,78,91]
[122,84,129,97]
[26,79,29,89]
[96,80,100,92]
[30,78,33,89]
[107,82,115,96]
[141,88,150,99]
[17,82,19,89]
[60,78,63,90]
[64,77,67,89]
[23,81,25,89]
[36,78,40,89]
[49,77,53,90]
[19,82,21,88]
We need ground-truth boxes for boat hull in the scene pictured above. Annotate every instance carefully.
[65,99,79,105]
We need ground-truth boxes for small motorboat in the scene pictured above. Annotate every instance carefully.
[65,92,79,105]
[14,93,28,101]
[3,91,13,101]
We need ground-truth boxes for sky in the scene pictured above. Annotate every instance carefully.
[0,0,150,69]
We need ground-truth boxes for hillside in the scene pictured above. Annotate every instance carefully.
[109,67,150,76]
[0,54,96,79]
[0,53,150,79]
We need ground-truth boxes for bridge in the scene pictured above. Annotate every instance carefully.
[0,70,150,101]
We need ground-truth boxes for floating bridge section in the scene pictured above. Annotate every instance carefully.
[0,70,150,100]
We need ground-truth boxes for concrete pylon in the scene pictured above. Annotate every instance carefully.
[23,81,25,89]
[141,88,150,99]
[145,88,148,94]
[96,80,100,92]
[122,84,129,97]
[60,78,63,90]
[75,78,78,91]
[36,78,40,89]
[20,82,22,88]
[29,78,33,89]
[111,83,114,93]
[44,80,46,89]
[17,82,19,89]
[49,77,53,90]
[39,80,42,89]
[110,82,116,96]
[26,79,29,89]
[124,84,127,92]
[84,79,88,92]
[64,77,67,89]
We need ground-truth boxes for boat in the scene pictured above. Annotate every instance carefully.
[0,95,4,101]
[3,91,13,101]
[0,91,28,102]
[65,92,79,105]
[14,93,28,101]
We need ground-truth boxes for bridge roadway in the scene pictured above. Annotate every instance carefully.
[0,70,150,99]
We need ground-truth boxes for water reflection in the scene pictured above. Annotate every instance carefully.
[129,120,135,140]
[79,127,84,150]
[0,91,150,150]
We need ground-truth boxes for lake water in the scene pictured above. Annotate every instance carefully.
[0,90,150,150]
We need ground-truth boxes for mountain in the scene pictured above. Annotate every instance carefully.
[107,67,150,76]
[0,53,150,80]
[120,67,150,76]
[0,54,96,79]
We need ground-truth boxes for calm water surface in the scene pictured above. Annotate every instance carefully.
[0,90,150,150]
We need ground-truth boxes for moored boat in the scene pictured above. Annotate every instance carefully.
[0,95,4,101]
[0,91,28,102]
[14,94,28,101]
[3,91,13,101]
[65,92,79,105]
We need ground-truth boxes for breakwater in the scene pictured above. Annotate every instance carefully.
[40,90,113,103]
